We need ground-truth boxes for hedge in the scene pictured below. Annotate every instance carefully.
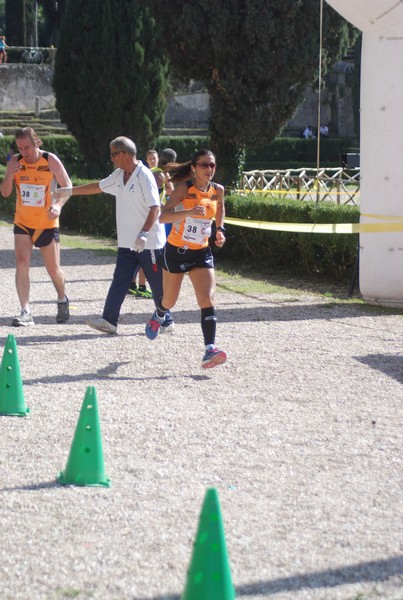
[0,132,360,278]
[0,184,359,278]
[0,133,358,173]
[219,195,359,278]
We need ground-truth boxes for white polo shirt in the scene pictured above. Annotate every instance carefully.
[99,162,166,249]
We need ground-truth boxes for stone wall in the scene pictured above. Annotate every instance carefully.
[0,64,356,137]
[287,67,355,137]
[0,64,55,111]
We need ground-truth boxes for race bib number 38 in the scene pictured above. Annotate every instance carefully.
[182,217,212,245]
[20,184,46,207]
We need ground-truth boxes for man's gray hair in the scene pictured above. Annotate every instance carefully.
[160,148,177,166]
[110,136,137,156]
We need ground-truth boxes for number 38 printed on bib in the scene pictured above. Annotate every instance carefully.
[20,183,46,207]
[182,217,212,245]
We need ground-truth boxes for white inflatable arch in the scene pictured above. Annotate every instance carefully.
[326,0,403,307]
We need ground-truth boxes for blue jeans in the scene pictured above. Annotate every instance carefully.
[102,247,173,327]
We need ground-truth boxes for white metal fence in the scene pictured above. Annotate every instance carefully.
[239,167,360,205]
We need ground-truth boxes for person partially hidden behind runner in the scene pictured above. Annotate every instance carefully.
[145,148,227,369]
[126,149,160,300]
[152,147,177,237]
[0,127,72,326]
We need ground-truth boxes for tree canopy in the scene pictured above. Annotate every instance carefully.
[150,0,357,186]
[53,0,170,177]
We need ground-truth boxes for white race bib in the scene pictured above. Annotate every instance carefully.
[20,184,46,207]
[182,217,212,245]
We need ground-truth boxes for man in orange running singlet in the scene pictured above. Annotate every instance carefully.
[0,127,72,326]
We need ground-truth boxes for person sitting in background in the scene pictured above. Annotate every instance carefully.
[303,125,314,139]
[320,124,329,137]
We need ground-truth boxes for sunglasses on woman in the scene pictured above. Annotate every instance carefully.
[196,162,216,169]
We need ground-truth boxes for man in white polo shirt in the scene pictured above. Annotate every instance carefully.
[54,136,174,334]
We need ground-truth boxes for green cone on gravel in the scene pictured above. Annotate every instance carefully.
[181,487,235,600]
[57,386,110,487]
[0,334,29,416]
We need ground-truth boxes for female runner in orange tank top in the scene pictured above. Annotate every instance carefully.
[145,149,227,369]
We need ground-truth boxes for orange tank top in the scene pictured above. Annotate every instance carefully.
[168,181,218,250]
[14,152,58,229]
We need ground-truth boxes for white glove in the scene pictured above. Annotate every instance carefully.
[131,231,148,253]
[53,187,72,202]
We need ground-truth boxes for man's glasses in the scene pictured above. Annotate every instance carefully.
[196,162,216,169]
[110,151,123,159]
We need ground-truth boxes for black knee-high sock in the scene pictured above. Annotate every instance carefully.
[201,306,216,346]
[156,299,168,319]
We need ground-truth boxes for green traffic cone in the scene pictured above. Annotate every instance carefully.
[0,334,29,416]
[181,488,235,600]
[57,386,110,487]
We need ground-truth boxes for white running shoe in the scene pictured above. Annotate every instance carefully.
[160,321,175,334]
[12,310,35,327]
[87,317,117,334]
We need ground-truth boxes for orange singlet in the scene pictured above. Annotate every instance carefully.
[168,181,218,250]
[14,152,58,230]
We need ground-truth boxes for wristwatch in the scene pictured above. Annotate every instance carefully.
[216,226,226,233]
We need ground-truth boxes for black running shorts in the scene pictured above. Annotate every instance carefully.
[162,242,215,273]
[14,224,60,248]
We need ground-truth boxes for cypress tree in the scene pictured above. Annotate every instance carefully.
[53,0,170,177]
[38,0,67,45]
[5,0,35,46]
[150,0,357,187]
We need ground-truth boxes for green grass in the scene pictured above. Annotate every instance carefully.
[61,231,116,256]
[216,265,302,298]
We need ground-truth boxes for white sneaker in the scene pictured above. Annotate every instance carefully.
[12,310,35,327]
[87,317,117,334]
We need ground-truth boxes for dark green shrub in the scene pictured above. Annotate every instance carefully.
[57,179,117,239]
[221,194,359,278]
[245,137,357,169]
[155,136,209,162]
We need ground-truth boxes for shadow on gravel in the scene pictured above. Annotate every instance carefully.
[0,480,57,492]
[0,350,207,385]
[355,353,403,384]
[235,555,402,597]
[0,302,396,333]
[129,556,402,599]
[0,247,116,268]
[18,361,182,386]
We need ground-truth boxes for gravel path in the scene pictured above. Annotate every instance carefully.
[0,223,402,600]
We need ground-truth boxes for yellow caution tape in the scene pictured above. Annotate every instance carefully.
[224,216,403,234]
[361,213,403,222]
